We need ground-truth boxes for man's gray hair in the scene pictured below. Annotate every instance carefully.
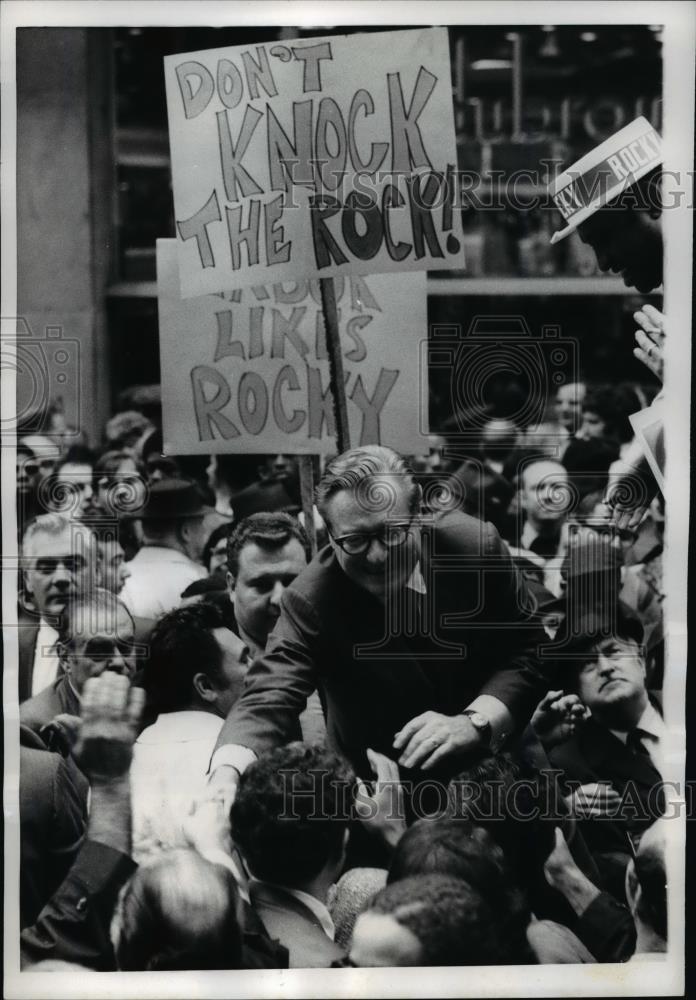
[60,587,132,644]
[22,512,97,559]
[315,445,420,523]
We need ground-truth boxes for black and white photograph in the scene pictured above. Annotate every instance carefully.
[2,2,693,996]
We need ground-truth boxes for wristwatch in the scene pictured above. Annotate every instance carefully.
[461,710,492,749]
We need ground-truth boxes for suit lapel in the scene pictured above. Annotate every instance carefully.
[580,719,661,789]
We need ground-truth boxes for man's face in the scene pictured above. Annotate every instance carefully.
[577,208,663,294]
[228,538,307,648]
[349,912,423,967]
[55,463,94,515]
[208,536,229,575]
[24,527,96,618]
[521,461,570,529]
[325,479,420,601]
[576,409,607,441]
[555,384,586,434]
[64,603,136,693]
[210,627,251,717]
[98,539,130,594]
[576,636,647,717]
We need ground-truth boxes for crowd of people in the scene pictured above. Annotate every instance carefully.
[14,116,671,972]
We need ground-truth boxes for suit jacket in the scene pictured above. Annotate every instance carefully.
[217,510,552,779]
[20,676,81,737]
[18,606,41,704]
[19,726,89,928]
[549,710,665,859]
[249,882,343,968]
[20,840,136,970]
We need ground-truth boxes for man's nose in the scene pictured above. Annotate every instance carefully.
[595,250,611,273]
[51,562,73,585]
[365,536,388,565]
[120,563,131,582]
[269,580,285,607]
[597,655,616,675]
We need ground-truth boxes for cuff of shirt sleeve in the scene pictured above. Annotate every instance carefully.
[210,743,257,775]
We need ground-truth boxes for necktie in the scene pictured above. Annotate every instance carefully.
[626,728,650,757]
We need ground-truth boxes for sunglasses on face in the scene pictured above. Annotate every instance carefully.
[34,556,88,575]
[77,637,137,659]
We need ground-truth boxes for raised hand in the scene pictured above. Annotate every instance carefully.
[72,674,145,783]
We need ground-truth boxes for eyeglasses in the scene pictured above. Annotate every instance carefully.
[78,637,137,659]
[329,518,415,556]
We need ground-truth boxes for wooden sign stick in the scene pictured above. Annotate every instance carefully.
[298,455,318,558]
[319,276,351,454]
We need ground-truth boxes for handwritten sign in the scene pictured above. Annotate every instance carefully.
[164,28,464,297]
[156,239,429,454]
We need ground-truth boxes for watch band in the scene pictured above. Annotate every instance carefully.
[461,709,493,749]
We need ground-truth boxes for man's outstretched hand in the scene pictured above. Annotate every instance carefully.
[72,674,145,783]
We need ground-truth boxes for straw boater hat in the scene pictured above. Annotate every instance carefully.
[548,116,662,245]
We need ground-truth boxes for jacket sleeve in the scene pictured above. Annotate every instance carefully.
[214,587,320,758]
[573,892,637,962]
[20,840,136,970]
[475,522,556,732]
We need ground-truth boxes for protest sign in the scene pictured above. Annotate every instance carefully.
[630,399,665,492]
[156,239,429,455]
[164,27,464,297]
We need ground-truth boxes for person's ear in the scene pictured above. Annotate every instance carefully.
[226,571,236,596]
[192,672,217,703]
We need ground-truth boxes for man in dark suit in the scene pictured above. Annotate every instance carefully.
[19,725,88,929]
[230,743,349,968]
[20,590,136,738]
[18,514,99,702]
[548,603,665,899]
[210,446,551,796]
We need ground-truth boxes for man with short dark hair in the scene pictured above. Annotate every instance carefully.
[211,445,550,806]
[226,512,308,660]
[130,603,250,864]
[231,743,351,967]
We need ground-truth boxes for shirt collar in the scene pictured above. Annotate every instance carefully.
[136,710,224,743]
[251,879,335,940]
[610,700,664,744]
[405,562,427,595]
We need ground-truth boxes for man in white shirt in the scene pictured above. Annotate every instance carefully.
[130,602,250,865]
[19,514,99,701]
[120,479,208,638]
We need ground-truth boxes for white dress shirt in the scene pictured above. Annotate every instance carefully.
[120,545,206,621]
[31,620,62,695]
[130,710,225,865]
